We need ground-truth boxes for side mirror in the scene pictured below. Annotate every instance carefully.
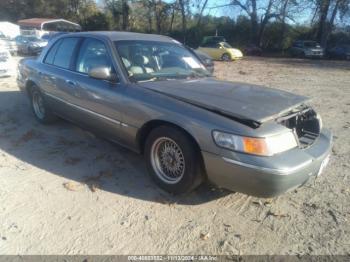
[88,67,118,83]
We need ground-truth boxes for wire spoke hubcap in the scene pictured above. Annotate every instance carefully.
[151,137,185,184]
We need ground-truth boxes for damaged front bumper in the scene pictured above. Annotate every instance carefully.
[203,129,332,198]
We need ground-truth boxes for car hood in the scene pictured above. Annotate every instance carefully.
[31,41,47,47]
[140,78,309,125]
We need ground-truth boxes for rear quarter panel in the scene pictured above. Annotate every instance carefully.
[17,57,41,93]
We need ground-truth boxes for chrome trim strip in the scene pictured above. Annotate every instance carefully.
[222,157,313,175]
[43,63,88,77]
[44,92,121,125]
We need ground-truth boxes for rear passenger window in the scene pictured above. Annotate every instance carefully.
[52,38,79,69]
[44,39,61,64]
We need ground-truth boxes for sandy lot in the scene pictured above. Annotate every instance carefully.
[0,56,349,255]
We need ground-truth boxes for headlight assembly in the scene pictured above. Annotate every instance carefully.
[212,131,298,156]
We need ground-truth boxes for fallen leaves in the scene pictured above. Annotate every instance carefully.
[82,170,114,193]
[266,210,289,219]
[328,210,339,225]
[63,182,82,191]
[19,130,35,142]
[200,232,210,240]
[153,195,177,206]
[89,183,99,193]
[63,181,99,193]
[14,129,41,146]
[252,198,274,207]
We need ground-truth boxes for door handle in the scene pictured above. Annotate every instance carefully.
[65,80,77,87]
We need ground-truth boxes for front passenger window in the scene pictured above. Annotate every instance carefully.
[76,38,115,74]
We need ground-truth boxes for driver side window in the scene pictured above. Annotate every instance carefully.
[76,38,115,74]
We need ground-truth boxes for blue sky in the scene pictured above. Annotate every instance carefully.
[95,0,318,26]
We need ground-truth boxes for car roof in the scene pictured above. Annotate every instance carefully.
[59,31,175,43]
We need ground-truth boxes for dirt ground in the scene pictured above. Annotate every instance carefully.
[0,56,349,255]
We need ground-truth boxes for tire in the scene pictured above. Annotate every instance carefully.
[29,85,57,124]
[221,53,231,61]
[145,126,204,194]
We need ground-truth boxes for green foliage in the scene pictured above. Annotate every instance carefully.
[0,0,349,51]
[80,12,111,31]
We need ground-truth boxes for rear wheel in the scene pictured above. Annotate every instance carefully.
[145,126,204,194]
[29,86,57,124]
[221,53,231,61]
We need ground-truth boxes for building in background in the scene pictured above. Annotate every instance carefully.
[17,18,81,38]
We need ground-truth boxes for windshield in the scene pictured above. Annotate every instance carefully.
[221,42,232,48]
[304,41,320,48]
[25,37,41,42]
[114,40,210,82]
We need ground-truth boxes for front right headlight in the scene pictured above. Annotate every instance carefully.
[212,131,298,156]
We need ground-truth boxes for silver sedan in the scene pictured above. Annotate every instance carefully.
[17,32,332,197]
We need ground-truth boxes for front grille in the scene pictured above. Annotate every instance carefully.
[277,107,321,149]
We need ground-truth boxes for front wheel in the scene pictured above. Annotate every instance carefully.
[221,53,231,61]
[145,126,204,194]
[30,86,57,124]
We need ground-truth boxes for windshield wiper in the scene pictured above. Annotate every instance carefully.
[138,77,158,83]
[189,70,211,78]
[131,70,210,83]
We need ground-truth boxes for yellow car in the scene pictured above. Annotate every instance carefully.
[197,42,243,61]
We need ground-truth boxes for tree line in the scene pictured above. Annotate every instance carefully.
[0,0,349,49]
